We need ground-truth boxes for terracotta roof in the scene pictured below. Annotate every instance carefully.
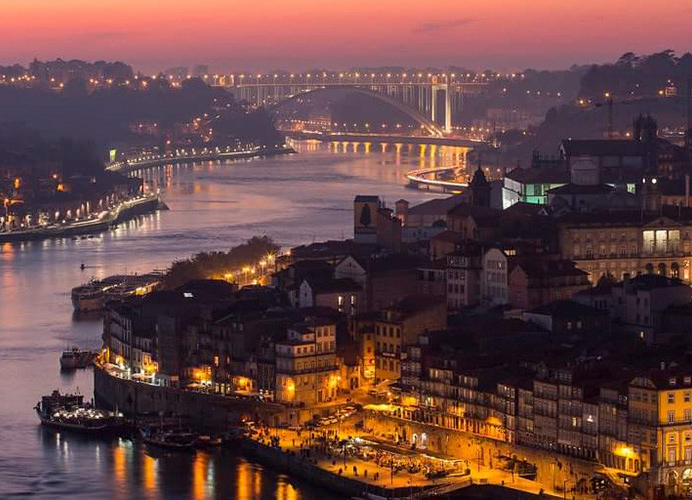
[513,259,587,279]
[407,194,465,216]
[447,204,502,220]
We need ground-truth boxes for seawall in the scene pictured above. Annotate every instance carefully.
[0,195,162,243]
[108,146,295,174]
[93,364,283,430]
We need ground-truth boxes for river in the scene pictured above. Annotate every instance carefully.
[0,140,466,499]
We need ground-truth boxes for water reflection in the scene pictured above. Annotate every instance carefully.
[0,141,453,499]
[143,454,158,498]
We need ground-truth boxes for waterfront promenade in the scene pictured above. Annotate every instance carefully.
[245,423,594,499]
[107,144,295,174]
[0,193,162,243]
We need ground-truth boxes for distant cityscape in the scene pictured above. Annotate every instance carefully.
[3,48,692,500]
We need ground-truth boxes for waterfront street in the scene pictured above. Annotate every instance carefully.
[251,421,597,499]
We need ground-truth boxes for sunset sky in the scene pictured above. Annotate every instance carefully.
[2,0,692,72]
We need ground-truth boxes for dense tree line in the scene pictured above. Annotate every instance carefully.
[581,51,692,98]
[0,123,103,176]
[493,51,692,165]
[0,75,282,154]
[163,236,280,289]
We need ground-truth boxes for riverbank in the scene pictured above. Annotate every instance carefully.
[95,361,564,499]
[0,141,451,499]
[0,194,165,243]
[107,144,296,174]
[242,432,557,499]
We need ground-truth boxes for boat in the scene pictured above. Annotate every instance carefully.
[71,284,105,312]
[195,434,223,449]
[60,348,96,369]
[35,390,126,435]
[71,273,162,313]
[140,427,196,451]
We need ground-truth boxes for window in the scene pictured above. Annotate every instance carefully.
[685,392,690,403]
[669,393,676,403]
[669,410,676,424]
[685,409,691,422]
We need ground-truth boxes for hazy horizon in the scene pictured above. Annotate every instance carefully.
[2,0,691,73]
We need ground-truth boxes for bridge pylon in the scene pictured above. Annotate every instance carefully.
[431,83,452,134]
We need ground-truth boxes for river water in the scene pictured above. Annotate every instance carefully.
[0,140,465,499]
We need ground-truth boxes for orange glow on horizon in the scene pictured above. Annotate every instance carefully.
[1,1,691,71]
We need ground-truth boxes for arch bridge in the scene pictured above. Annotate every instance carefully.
[230,78,489,136]
[266,85,444,137]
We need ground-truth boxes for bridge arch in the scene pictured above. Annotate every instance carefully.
[267,86,444,137]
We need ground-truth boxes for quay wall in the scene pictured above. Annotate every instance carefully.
[109,146,295,174]
[242,439,547,499]
[0,196,161,243]
[241,438,426,499]
[93,366,283,430]
[365,411,601,495]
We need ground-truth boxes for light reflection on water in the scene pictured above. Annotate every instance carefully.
[0,141,463,498]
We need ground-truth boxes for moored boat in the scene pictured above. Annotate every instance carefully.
[71,273,162,314]
[140,427,196,451]
[71,284,105,312]
[195,434,223,449]
[35,390,126,435]
[60,348,96,369]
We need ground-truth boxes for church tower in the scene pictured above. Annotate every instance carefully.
[469,159,491,207]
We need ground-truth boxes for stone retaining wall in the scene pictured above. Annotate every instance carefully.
[94,365,283,430]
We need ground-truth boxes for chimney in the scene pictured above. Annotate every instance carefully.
[661,361,666,371]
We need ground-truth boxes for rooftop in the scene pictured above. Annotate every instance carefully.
[406,194,465,217]
[558,206,692,226]
[512,259,587,279]
[615,274,688,291]
[381,295,446,317]
[527,299,606,318]
[505,166,570,185]
[547,183,615,196]
[560,139,645,158]
[354,195,380,203]
[304,277,362,294]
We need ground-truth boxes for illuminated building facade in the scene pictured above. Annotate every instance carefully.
[275,319,340,406]
[558,208,692,284]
